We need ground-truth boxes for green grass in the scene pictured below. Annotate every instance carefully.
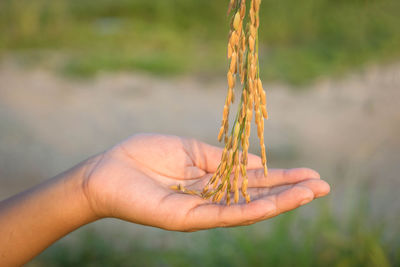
[31,195,398,267]
[1,0,400,84]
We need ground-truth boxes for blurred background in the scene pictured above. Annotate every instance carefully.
[0,0,399,266]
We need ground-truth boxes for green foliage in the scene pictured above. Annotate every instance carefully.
[1,0,400,84]
[32,197,396,267]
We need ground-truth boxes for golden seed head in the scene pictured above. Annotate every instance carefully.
[202,184,209,194]
[243,90,248,104]
[254,0,261,12]
[228,43,233,59]
[222,180,228,191]
[262,105,268,119]
[227,135,233,147]
[237,26,243,39]
[204,186,212,196]
[230,52,237,73]
[245,122,251,137]
[255,96,260,111]
[213,191,222,203]
[241,178,248,196]
[218,126,225,142]
[234,122,240,138]
[240,69,246,84]
[248,79,254,93]
[260,87,267,106]
[169,185,180,191]
[234,190,239,204]
[245,194,251,203]
[264,165,268,177]
[209,173,217,184]
[240,1,246,19]
[251,65,257,79]
[250,25,257,38]
[216,192,224,203]
[224,119,229,133]
[262,155,266,166]
[257,78,263,90]
[197,0,268,206]
[249,36,255,52]
[242,150,248,164]
[247,95,254,109]
[240,163,247,177]
[229,31,239,47]
[227,71,235,89]
[234,166,239,180]
[227,88,233,104]
[222,147,228,161]
[220,161,227,172]
[240,107,246,121]
[241,35,246,50]
[227,149,234,163]
[233,12,241,31]
[247,52,253,65]
[257,124,263,139]
[234,152,240,166]
[212,176,220,189]
[246,108,253,123]
[242,140,248,153]
[223,104,229,121]
[233,138,238,151]
[250,9,255,24]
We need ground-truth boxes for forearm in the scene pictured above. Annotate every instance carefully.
[0,159,99,266]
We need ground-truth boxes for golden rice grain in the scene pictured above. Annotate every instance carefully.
[233,12,241,31]
[172,0,269,205]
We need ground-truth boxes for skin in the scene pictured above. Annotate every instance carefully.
[0,133,330,266]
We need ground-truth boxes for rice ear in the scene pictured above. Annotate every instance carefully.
[173,0,269,205]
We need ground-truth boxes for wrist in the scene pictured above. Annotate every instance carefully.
[0,154,103,265]
[73,153,106,221]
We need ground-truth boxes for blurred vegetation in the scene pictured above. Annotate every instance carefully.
[31,196,399,267]
[1,0,400,84]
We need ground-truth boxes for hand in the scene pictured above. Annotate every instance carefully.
[83,134,330,231]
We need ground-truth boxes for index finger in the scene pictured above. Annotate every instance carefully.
[247,168,321,188]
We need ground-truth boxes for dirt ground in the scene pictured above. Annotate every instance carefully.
[1,61,399,227]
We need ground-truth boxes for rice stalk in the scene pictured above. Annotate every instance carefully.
[172,0,269,205]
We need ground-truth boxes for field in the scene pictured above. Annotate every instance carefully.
[1,0,400,84]
[1,0,400,266]
[1,62,399,266]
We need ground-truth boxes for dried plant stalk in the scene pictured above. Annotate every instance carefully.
[172,0,269,205]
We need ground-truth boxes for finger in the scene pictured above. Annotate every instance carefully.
[246,153,264,169]
[184,139,223,173]
[247,168,321,188]
[183,179,330,230]
[248,178,330,201]
[268,178,330,217]
[185,200,276,230]
[296,179,331,198]
[269,184,315,216]
[187,139,264,173]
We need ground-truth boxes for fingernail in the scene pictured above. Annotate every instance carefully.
[300,198,312,206]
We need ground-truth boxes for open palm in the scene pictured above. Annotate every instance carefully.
[83,134,330,232]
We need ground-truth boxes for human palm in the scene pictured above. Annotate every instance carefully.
[83,134,330,232]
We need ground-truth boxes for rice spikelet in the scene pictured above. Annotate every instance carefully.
[172,0,269,205]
